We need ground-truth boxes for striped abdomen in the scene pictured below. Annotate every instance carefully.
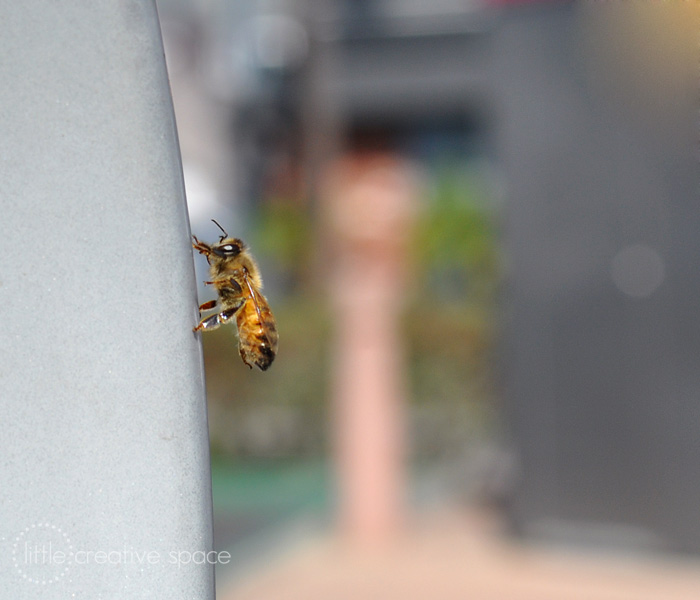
[235,288,278,371]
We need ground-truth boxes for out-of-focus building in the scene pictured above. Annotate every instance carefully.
[492,1,700,553]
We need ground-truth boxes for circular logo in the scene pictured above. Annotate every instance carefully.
[11,523,73,585]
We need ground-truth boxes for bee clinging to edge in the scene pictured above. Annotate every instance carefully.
[192,220,278,371]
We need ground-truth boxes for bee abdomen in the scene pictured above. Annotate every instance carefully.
[255,339,276,370]
[237,301,278,371]
[238,330,276,370]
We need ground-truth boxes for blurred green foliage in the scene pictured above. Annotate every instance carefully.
[254,200,314,280]
[413,164,499,301]
[405,164,501,457]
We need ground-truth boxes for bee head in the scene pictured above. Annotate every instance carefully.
[201,220,245,261]
[212,238,245,258]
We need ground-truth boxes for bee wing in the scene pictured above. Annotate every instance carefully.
[242,271,279,353]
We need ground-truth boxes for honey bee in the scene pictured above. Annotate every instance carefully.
[192,220,278,371]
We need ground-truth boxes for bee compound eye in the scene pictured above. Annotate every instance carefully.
[215,243,240,256]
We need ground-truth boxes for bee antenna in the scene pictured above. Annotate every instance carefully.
[211,219,228,241]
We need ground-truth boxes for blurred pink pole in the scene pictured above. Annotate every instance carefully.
[322,152,418,545]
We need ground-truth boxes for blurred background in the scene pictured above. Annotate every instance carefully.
[156,0,700,597]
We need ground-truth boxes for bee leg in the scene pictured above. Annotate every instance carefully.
[204,278,244,295]
[225,278,243,294]
[193,307,239,332]
[198,300,218,312]
[239,346,254,370]
[192,236,211,255]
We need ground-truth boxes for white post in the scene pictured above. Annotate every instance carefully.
[0,2,214,598]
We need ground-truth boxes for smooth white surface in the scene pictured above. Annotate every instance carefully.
[0,1,213,598]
